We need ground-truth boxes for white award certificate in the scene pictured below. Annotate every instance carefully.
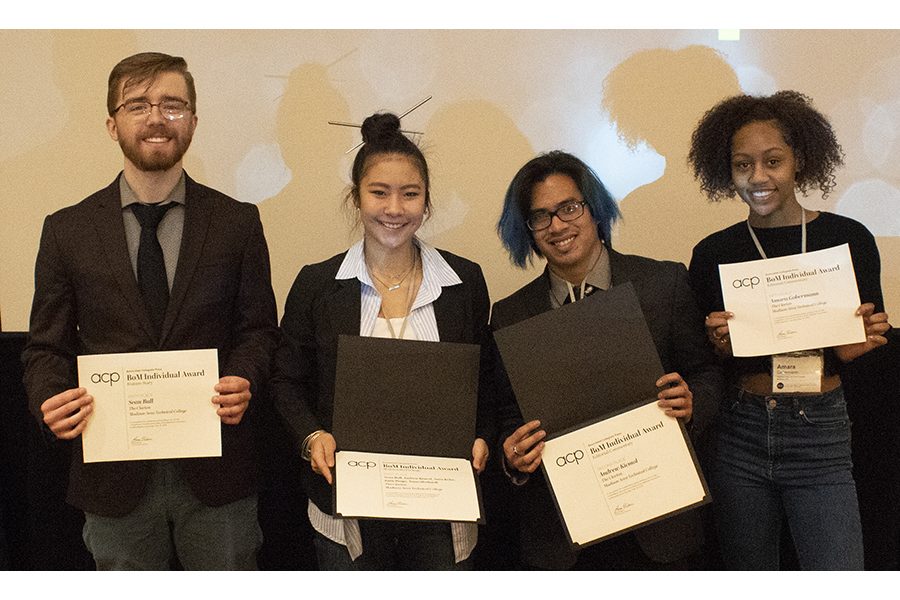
[334,450,482,523]
[542,401,708,548]
[78,349,221,463]
[718,244,866,357]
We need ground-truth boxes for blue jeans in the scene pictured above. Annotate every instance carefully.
[713,386,863,570]
[82,461,262,570]
[313,521,470,570]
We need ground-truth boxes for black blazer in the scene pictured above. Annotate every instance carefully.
[271,247,496,513]
[22,173,279,517]
[491,249,722,568]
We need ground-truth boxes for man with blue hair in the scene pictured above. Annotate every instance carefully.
[492,150,721,569]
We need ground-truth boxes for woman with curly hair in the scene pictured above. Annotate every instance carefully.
[687,91,891,570]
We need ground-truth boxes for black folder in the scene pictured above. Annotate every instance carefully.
[494,282,664,436]
[332,335,480,459]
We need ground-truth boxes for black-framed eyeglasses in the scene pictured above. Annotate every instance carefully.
[526,200,587,231]
[114,99,190,121]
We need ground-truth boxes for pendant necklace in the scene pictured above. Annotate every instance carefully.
[368,250,417,292]
[384,254,420,340]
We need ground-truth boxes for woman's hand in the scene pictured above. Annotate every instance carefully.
[310,432,337,484]
[471,438,489,474]
[835,303,891,362]
[705,311,734,356]
[502,420,546,474]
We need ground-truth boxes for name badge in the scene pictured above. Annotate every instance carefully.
[771,350,824,394]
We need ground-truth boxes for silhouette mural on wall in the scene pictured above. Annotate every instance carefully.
[424,100,538,302]
[257,63,354,315]
[833,51,900,315]
[0,30,141,570]
[602,45,747,266]
[0,30,143,330]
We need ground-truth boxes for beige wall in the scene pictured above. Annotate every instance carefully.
[2,29,899,331]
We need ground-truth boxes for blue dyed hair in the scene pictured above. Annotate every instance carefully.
[497,151,620,268]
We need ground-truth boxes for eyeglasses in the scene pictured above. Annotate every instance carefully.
[526,200,587,231]
[114,99,190,121]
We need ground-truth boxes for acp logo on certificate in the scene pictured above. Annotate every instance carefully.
[90,371,121,385]
[555,449,585,467]
[347,460,378,469]
[731,276,760,289]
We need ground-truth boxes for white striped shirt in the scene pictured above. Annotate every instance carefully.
[307,237,478,563]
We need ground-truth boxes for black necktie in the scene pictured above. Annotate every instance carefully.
[131,202,174,339]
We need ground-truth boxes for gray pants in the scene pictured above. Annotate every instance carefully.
[83,460,261,570]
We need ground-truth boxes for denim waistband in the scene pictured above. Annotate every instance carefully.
[731,385,844,407]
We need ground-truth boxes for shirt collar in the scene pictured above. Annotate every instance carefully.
[548,242,611,305]
[119,171,186,208]
[336,238,462,306]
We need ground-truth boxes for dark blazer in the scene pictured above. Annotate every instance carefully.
[491,249,722,569]
[270,247,495,514]
[22,173,279,517]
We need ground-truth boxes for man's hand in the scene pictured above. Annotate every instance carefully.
[41,387,93,440]
[213,376,252,425]
[502,420,546,474]
[656,372,693,420]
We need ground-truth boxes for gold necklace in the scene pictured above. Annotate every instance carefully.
[366,247,417,292]
[369,262,415,291]
[384,255,420,340]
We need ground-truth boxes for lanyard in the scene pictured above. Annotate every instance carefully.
[552,244,604,306]
[564,279,592,304]
[746,207,806,259]
[384,315,411,340]
[383,254,419,340]
[747,207,821,391]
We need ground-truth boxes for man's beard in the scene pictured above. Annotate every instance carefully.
[119,126,192,172]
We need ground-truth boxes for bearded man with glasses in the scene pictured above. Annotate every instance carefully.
[22,52,278,570]
[491,150,722,569]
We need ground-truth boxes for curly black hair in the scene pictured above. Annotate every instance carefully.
[688,90,844,201]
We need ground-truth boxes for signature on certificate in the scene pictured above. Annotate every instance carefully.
[614,503,635,515]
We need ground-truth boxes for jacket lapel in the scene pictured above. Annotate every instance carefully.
[326,275,363,339]
[517,269,554,321]
[609,248,635,288]
[160,175,211,345]
[433,283,465,342]
[91,175,158,342]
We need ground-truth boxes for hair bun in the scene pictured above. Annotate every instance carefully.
[360,112,402,144]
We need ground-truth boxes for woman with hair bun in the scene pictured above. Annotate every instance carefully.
[688,90,891,570]
[270,112,493,569]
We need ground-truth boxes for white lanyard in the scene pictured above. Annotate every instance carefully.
[746,207,806,259]
[746,207,822,393]
[553,244,604,306]
[369,251,419,340]
[383,262,418,340]
[564,279,592,304]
